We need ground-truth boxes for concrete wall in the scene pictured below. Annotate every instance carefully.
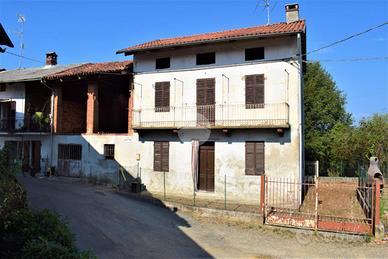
[0,83,26,129]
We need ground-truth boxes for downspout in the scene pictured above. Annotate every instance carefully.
[296,33,304,204]
[41,80,54,169]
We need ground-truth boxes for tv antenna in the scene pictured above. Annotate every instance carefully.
[17,14,26,68]
[263,0,270,25]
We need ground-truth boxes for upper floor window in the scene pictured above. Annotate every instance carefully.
[245,47,264,61]
[156,57,170,69]
[196,52,215,65]
[154,82,170,112]
[0,84,6,92]
[245,74,265,109]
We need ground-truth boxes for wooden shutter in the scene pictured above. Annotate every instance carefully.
[155,82,170,112]
[154,141,169,172]
[245,142,255,175]
[161,142,169,171]
[245,142,265,175]
[196,79,207,105]
[255,142,265,175]
[245,74,264,108]
[154,142,162,171]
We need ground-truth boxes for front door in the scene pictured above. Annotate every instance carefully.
[196,78,215,126]
[198,142,215,191]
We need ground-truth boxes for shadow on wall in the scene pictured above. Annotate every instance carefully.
[53,135,142,192]
[17,174,212,258]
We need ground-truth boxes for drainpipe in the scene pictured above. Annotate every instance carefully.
[41,80,54,169]
[296,33,304,204]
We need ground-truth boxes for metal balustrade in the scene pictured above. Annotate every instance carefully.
[0,117,50,132]
[132,102,289,129]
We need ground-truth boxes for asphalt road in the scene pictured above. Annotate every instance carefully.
[19,175,388,259]
[18,175,210,259]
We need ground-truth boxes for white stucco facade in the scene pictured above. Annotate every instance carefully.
[124,35,304,204]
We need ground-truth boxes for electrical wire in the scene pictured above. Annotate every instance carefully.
[4,50,45,64]
[306,57,388,63]
[305,22,388,57]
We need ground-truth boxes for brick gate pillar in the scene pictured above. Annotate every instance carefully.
[86,81,99,134]
[53,86,63,133]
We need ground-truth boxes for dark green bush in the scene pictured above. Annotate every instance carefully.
[1,209,95,259]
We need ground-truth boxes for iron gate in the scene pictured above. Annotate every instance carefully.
[264,176,375,234]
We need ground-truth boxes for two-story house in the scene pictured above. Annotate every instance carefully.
[116,4,306,204]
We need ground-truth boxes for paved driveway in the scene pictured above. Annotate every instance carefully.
[19,175,388,259]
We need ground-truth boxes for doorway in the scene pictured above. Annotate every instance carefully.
[198,142,215,192]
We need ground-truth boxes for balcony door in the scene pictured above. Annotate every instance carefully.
[196,78,215,126]
[0,101,16,130]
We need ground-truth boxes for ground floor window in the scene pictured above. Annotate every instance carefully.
[104,144,115,160]
[154,141,169,172]
[58,144,82,160]
[245,141,265,175]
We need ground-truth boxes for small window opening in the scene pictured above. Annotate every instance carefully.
[245,47,265,61]
[196,52,215,65]
[156,57,170,69]
[104,144,115,159]
[0,84,6,92]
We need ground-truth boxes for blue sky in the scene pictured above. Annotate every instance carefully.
[0,0,387,122]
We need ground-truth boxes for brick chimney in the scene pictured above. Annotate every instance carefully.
[285,3,299,23]
[46,52,57,66]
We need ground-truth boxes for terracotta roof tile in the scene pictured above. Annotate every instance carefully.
[117,20,305,54]
[45,60,133,80]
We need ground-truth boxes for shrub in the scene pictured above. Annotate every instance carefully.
[0,209,95,259]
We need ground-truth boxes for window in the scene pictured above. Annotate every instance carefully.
[155,82,170,112]
[245,142,265,175]
[58,144,82,160]
[104,144,115,159]
[0,84,6,92]
[196,52,215,65]
[245,47,264,61]
[245,74,264,109]
[154,141,169,172]
[155,57,170,69]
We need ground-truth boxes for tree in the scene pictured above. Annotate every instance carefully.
[304,62,352,166]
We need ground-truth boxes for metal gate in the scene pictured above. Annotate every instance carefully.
[264,176,375,235]
[57,144,82,177]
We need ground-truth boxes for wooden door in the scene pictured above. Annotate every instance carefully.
[198,143,215,191]
[31,141,41,173]
[197,78,215,126]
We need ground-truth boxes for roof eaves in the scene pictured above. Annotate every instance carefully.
[117,26,305,55]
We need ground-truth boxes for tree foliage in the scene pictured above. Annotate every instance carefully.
[304,62,388,176]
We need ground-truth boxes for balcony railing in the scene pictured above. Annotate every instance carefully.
[132,102,289,129]
[0,117,50,133]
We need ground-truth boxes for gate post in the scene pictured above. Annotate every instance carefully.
[260,175,265,219]
[374,179,384,240]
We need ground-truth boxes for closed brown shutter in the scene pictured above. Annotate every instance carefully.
[196,78,215,105]
[154,142,162,171]
[245,142,265,175]
[162,142,169,171]
[245,74,264,108]
[155,82,170,112]
[245,142,255,175]
[154,141,169,172]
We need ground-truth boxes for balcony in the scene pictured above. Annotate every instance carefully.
[132,102,289,129]
[0,117,50,133]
